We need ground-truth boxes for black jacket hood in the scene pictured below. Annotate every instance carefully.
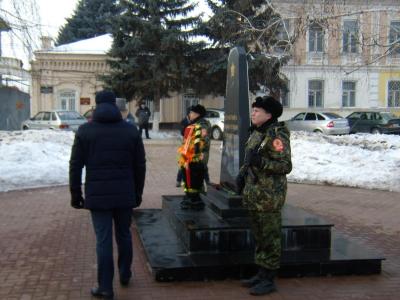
[92,103,122,123]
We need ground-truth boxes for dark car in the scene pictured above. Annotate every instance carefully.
[346,111,400,134]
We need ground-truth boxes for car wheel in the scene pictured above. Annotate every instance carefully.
[22,125,29,130]
[211,126,223,140]
[371,128,381,134]
[313,129,323,134]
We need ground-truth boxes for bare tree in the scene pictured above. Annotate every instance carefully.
[224,0,400,75]
[0,0,42,63]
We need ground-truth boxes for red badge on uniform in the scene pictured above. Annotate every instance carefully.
[272,138,284,152]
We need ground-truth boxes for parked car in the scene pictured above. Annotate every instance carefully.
[346,111,400,134]
[83,108,94,122]
[205,108,224,140]
[286,112,350,135]
[21,110,87,132]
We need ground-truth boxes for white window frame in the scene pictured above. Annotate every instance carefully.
[58,90,77,111]
[308,80,324,108]
[342,81,356,107]
[308,23,324,53]
[342,19,359,54]
[389,20,400,56]
[388,80,400,107]
[274,19,291,54]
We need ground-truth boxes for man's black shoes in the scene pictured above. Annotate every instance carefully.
[90,287,114,299]
[120,277,130,286]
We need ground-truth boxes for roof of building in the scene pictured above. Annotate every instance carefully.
[49,34,113,55]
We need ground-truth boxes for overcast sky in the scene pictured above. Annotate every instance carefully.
[0,0,210,67]
[37,0,211,37]
[37,0,78,37]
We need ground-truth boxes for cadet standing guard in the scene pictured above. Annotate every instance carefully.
[236,96,292,296]
[177,104,209,210]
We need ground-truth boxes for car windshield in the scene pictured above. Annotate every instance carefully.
[58,111,84,120]
[323,113,342,119]
[380,112,397,121]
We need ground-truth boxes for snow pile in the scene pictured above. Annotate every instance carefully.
[0,130,399,193]
[288,132,400,192]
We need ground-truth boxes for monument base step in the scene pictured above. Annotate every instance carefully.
[162,196,333,252]
[133,208,384,282]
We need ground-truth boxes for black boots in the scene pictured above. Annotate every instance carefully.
[241,267,277,296]
[180,194,205,210]
[241,267,267,287]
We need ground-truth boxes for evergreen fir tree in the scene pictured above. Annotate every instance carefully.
[201,0,291,99]
[56,0,120,45]
[103,0,205,112]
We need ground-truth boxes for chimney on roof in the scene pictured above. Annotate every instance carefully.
[40,36,53,50]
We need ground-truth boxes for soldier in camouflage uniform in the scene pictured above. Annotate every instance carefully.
[177,104,210,210]
[236,96,292,296]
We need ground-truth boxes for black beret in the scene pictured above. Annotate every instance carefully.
[190,104,206,118]
[252,96,283,119]
[95,90,116,104]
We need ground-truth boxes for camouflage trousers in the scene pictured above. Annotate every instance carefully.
[247,210,282,270]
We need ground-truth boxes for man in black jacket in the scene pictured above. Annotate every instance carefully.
[69,90,146,299]
[135,102,151,139]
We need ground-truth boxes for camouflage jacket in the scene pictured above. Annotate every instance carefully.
[241,121,292,212]
[197,118,211,164]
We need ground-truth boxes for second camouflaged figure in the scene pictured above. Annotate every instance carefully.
[236,96,292,296]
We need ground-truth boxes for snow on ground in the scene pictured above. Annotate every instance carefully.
[0,130,399,193]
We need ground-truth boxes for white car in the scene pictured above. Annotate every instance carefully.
[286,112,350,135]
[21,110,87,132]
[205,109,224,140]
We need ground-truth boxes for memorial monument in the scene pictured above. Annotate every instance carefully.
[133,47,384,281]
[220,47,249,190]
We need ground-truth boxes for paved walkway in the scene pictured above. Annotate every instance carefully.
[0,139,399,300]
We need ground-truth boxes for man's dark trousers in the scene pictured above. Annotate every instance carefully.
[139,123,150,139]
[90,208,133,292]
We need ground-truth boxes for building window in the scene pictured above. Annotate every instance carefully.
[182,93,199,116]
[343,20,358,53]
[280,85,290,107]
[309,23,324,53]
[275,19,290,53]
[342,81,356,107]
[59,90,76,111]
[388,81,400,107]
[389,21,400,55]
[308,80,324,107]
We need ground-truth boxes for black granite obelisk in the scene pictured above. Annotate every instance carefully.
[220,47,250,190]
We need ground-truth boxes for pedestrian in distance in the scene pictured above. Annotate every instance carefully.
[135,101,151,139]
[177,104,210,210]
[69,90,146,300]
[236,96,292,296]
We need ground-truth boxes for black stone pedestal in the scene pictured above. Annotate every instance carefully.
[134,186,384,282]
